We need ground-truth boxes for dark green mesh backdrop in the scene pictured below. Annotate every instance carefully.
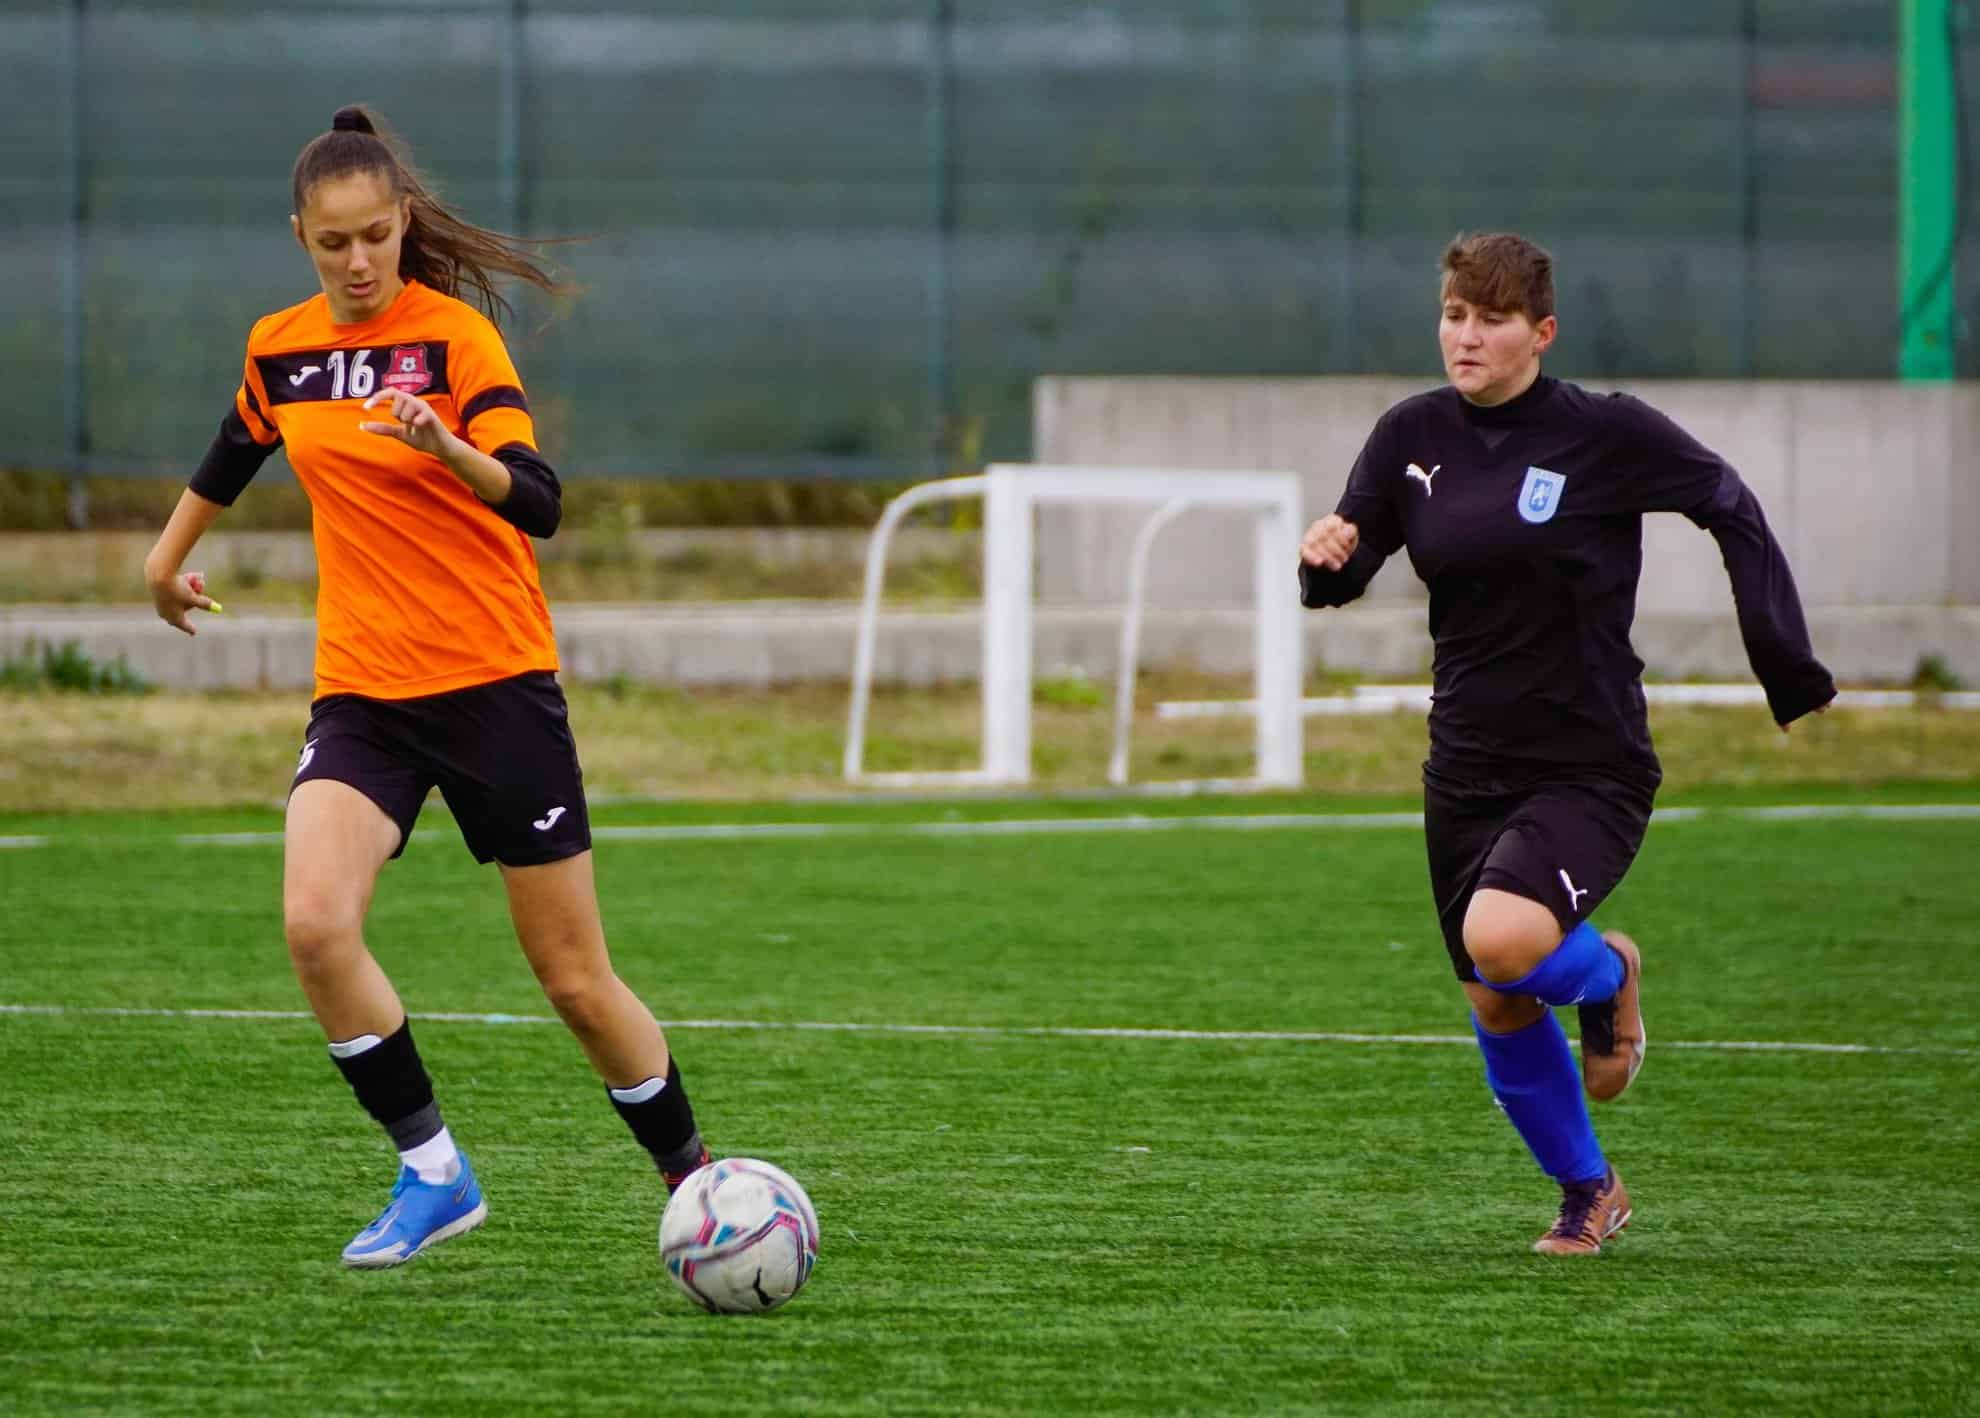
[0,1,1968,479]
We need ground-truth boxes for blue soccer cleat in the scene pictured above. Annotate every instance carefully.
[341,1155,487,1269]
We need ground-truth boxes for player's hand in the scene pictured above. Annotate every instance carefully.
[1300,514,1361,571]
[1780,695,1834,735]
[148,569,221,637]
[360,388,454,459]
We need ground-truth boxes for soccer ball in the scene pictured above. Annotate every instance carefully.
[658,1157,820,1314]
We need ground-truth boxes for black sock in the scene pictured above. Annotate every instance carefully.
[608,1057,706,1180]
[329,1019,444,1151]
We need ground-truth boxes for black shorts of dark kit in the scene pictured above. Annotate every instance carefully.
[291,671,591,867]
[1422,764,1657,982]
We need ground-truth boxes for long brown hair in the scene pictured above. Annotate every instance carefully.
[291,104,566,326]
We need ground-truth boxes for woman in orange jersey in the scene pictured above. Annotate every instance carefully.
[142,106,712,1268]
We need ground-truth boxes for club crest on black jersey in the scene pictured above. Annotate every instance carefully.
[1517,466,1566,524]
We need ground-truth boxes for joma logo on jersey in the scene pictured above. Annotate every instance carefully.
[1517,467,1566,524]
[383,344,433,396]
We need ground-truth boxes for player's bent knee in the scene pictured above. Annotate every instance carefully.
[1466,934,1532,984]
[1463,890,1563,984]
[283,902,362,971]
[535,966,616,1032]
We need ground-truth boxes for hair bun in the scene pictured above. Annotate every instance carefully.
[331,106,374,134]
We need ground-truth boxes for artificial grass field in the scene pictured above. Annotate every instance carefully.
[2,794,1975,1415]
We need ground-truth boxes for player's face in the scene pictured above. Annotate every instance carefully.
[293,171,410,324]
[1438,292,1557,406]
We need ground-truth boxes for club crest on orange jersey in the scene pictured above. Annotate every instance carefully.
[383,344,432,395]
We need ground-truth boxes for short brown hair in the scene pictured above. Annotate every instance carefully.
[1440,232,1554,322]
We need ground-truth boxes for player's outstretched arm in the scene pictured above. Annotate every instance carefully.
[1693,477,1835,729]
[1610,396,1836,727]
[143,488,227,636]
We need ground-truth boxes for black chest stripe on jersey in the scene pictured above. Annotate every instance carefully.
[256,342,452,407]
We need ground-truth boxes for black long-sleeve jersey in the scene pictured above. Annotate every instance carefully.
[1299,375,1836,781]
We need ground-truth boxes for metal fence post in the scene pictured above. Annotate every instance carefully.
[1335,0,1359,373]
[500,0,526,238]
[64,0,88,526]
[1736,0,1757,376]
[927,0,956,473]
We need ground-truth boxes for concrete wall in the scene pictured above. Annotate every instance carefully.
[1034,377,1427,608]
[1033,376,1980,615]
[0,603,1364,693]
[10,602,1977,692]
[1029,375,1980,683]
[5,376,1974,689]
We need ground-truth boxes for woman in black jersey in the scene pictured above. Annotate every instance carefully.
[1299,232,1834,1254]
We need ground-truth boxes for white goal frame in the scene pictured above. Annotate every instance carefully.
[844,463,1304,790]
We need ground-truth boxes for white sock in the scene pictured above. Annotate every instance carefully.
[400,1126,461,1185]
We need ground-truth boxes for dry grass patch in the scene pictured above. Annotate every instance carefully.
[3,679,1978,813]
[0,676,1348,811]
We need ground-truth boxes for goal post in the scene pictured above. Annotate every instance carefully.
[845,463,1304,790]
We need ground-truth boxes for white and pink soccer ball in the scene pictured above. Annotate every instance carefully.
[658,1157,819,1314]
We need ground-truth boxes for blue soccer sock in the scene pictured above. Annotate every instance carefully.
[1473,1011,1606,1185]
[1482,920,1623,1008]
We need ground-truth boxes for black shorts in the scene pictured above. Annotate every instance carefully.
[1422,763,1657,981]
[291,671,591,867]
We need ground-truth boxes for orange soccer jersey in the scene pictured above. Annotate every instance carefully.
[219,280,557,700]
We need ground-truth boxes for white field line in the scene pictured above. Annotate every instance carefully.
[598,812,1431,842]
[1734,804,1980,821]
[0,1002,1971,1059]
[1158,686,1980,719]
[130,802,1980,848]
[161,816,1423,848]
